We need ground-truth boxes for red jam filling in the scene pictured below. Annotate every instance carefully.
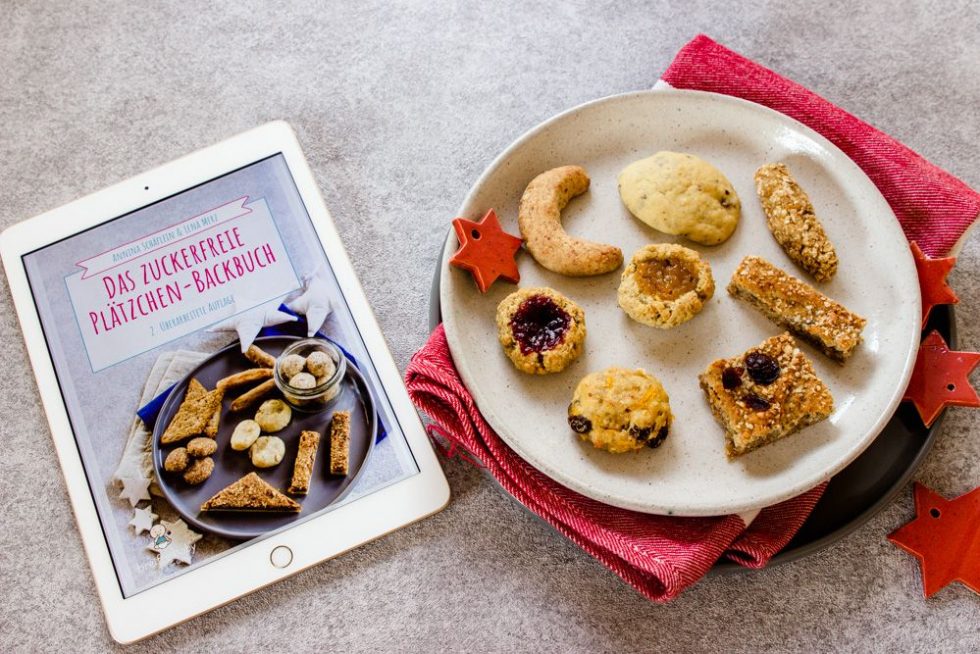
[510,295,571,355]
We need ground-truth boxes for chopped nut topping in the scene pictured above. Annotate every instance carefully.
[755,163,838,282]
[728,256,866,362]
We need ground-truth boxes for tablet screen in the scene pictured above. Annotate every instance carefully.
[21,154,419,597]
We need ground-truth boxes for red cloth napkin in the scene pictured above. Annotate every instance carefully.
[663,35,980,258]
[407,326,824,601]
[405,35,980,602]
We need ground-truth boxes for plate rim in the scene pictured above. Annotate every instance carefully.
[439,88,922,516]
[151,335,378,540]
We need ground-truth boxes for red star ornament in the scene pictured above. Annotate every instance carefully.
[888,482,980,598]
[911,241,958,328]
[449,209,523,293]
[902,330,980,427]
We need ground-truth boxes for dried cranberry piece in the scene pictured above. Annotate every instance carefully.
[568,415,592,434]
[646,425,669,449]
[629,425,652,442]
[742,393,771,411]
[745,352,780,385]
[510,295,571,355]
[722,366,744,390]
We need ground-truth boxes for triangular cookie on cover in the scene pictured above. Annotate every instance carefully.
[189,377,223,438]
[200,472,301,512]
[185,378,206,401]
[203,400,222,438]
[161,382,224,444]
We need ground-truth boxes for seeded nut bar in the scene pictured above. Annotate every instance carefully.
[288,430,320,495]
[699,333,834,458]
[728,256,866,362]
[329,411,350,476]
[754,163,838,282]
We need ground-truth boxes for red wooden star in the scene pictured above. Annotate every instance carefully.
[888,482,980,598]
[449,209,523,293]
[911,241,958,328]
[902,330,980,427]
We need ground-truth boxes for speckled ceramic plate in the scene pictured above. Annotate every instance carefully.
[440,90,921,516]
[152,336,376,539]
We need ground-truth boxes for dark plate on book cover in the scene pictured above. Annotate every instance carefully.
[152,336,376,540]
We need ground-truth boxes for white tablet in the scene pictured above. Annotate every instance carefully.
[0,121,449,643]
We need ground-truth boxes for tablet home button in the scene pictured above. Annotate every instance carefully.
[270,545,293,568]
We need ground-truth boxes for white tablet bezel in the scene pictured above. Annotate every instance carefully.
[0,121,449,644]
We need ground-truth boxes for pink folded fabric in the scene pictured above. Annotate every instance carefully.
[405,35,980,601]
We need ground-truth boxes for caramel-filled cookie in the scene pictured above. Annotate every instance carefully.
[618,243,714,328]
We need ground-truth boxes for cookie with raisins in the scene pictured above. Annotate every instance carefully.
[699,332,833,458]
[567,367,672,454]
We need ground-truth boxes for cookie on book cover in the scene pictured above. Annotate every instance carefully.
[200,472,300,512]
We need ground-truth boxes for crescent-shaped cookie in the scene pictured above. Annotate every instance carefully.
[517,165,623,276]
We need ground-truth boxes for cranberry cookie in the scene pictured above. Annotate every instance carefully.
[496,287,586,374]
[567,367,672,453]
[617,244,714,328]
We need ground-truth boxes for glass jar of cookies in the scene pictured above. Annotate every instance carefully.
[273,338,346,412]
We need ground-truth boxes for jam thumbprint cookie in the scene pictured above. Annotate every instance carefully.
[617,243,714,328]
[496,287,586,374]
[568,367,672,454]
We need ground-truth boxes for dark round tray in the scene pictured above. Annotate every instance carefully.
[428,247,951,567]
[152,335,377,540]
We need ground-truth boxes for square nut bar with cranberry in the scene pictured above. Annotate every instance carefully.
[699,332,834,458]
[728,256,866,362]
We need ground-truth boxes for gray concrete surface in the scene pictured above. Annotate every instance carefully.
[1,1,978,652]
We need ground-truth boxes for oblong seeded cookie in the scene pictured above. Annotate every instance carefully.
[754,162,838,282]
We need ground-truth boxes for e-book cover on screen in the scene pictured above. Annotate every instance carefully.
[22,154,418,597]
